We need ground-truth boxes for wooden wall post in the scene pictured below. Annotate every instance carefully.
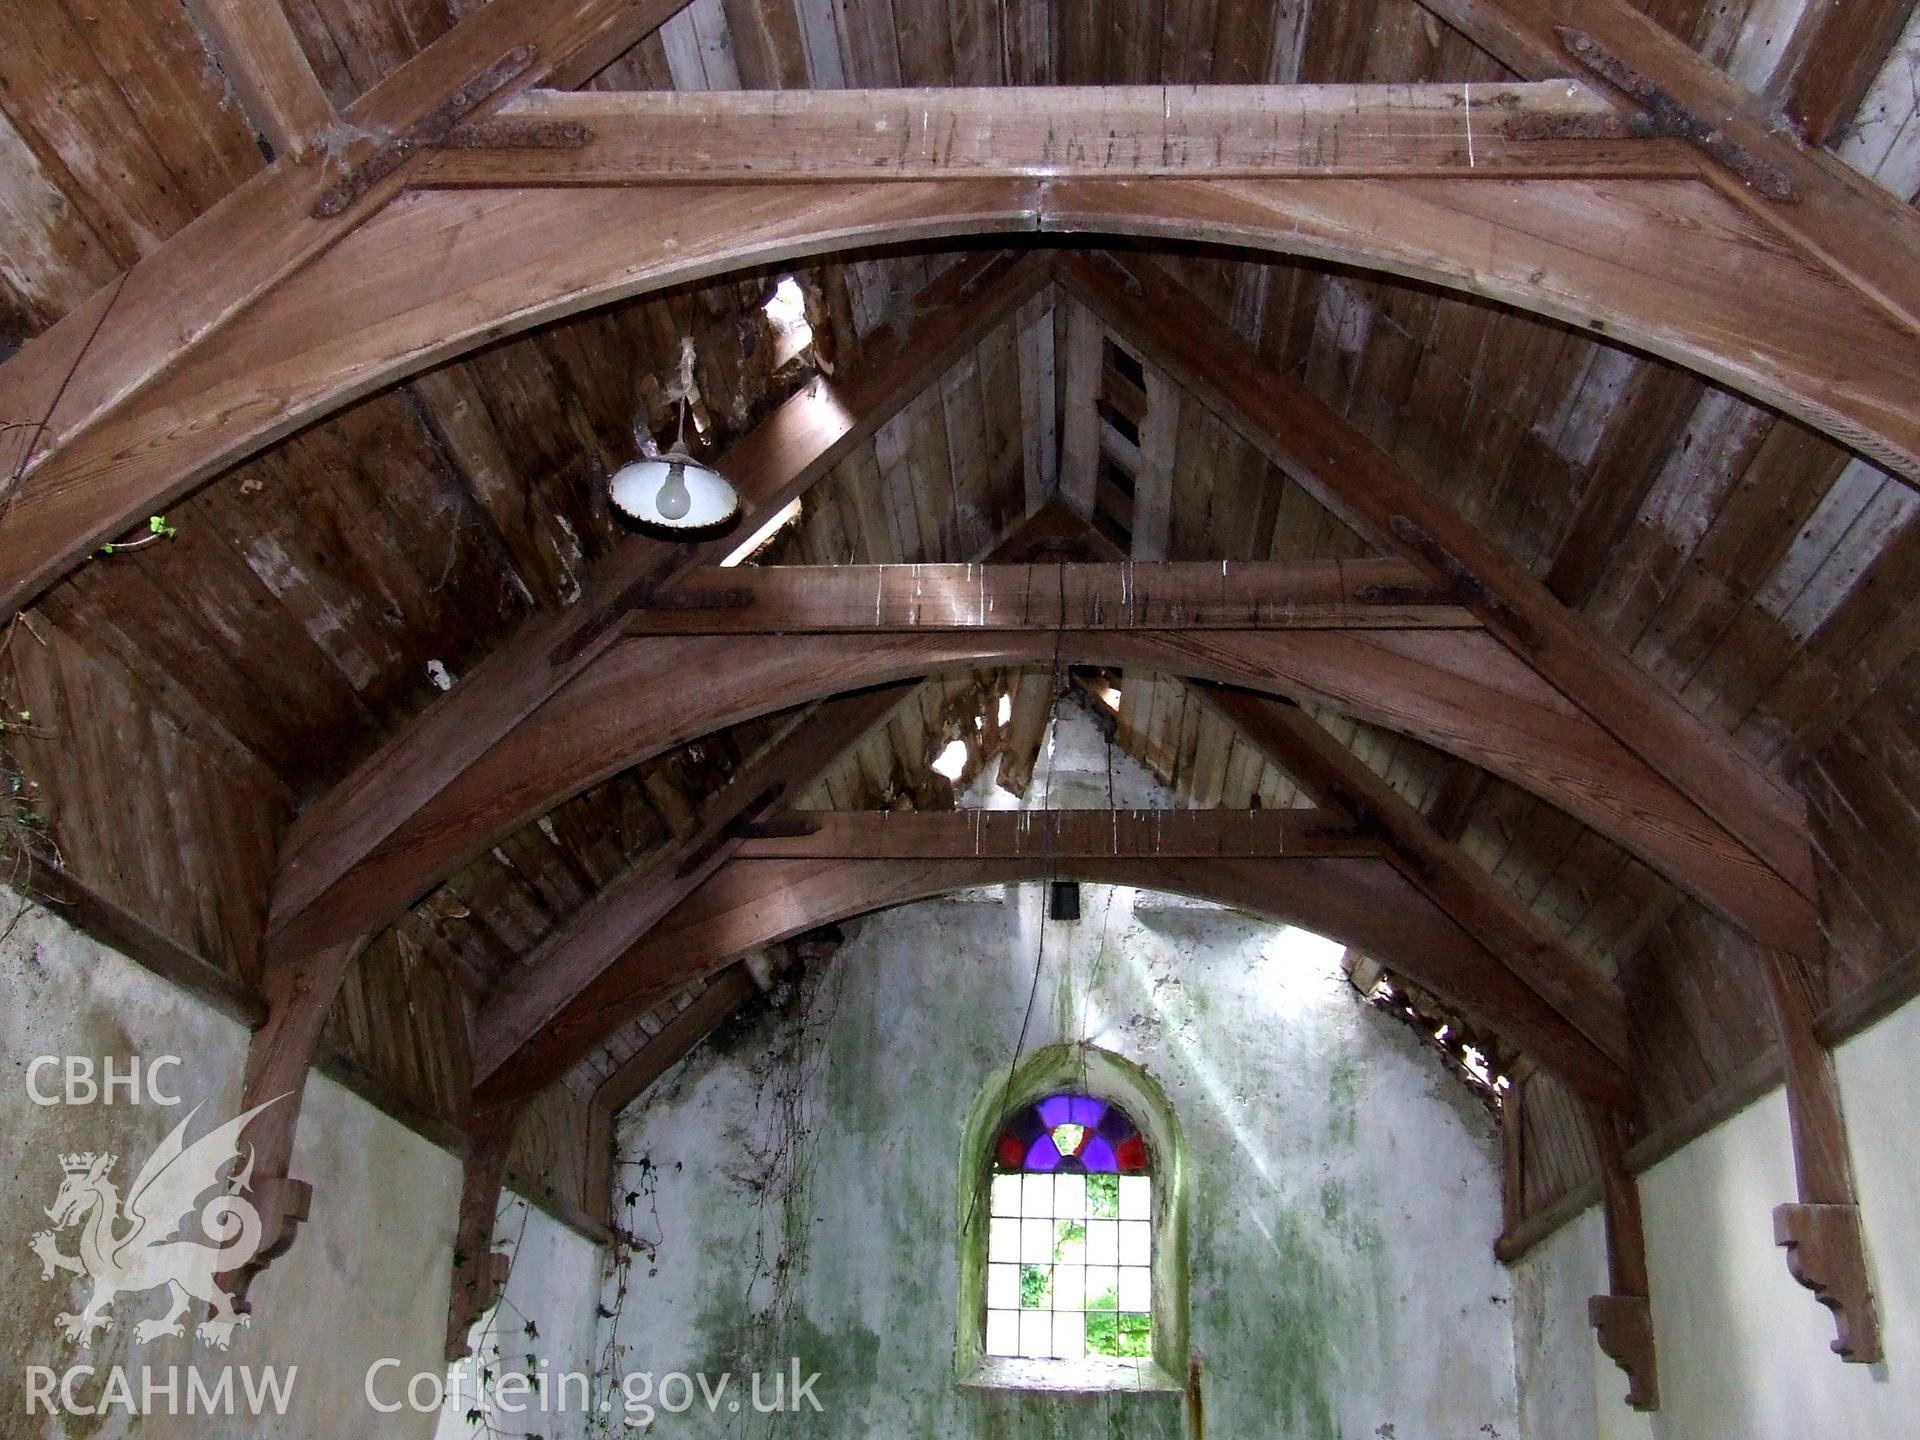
[445,1100,528,1362]
[1759,947,1883,1363]
[1585,1101,1659,1412]
[222,939,362,1306]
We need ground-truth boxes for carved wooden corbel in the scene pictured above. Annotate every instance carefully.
[445,1101,528,1362]
[223,938,364,1307]
[1758,948,1882,1363]
[1585,1102,1658,1412]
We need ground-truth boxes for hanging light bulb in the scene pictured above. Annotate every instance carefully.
[609,337,740,535]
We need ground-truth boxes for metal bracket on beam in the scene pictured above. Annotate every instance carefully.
[1554,27,1796,201]
[436,118,593,151]
[313,45,539,218]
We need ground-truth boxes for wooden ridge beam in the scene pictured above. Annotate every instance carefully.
[473,684,916,1081]
[1199,685,1629,1073]
[270,249,1051,949]
[479,854,1632,1111]
[618,559,1474,634]
[1056,249,1821,941]
[418,82,1701,186]
[0,0,699,615]
[1415,0,1920,346]
[270,626,1816,962]
[732,807,1375,860]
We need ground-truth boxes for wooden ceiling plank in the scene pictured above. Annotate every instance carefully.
[1200,684,1631,1069]
[269,249,1051,950]
[0,0,699,613]
[473,683,914,1080]
[1054,248,1820,916]
[478,852,1633,1110]
[591,965,758,1117]
[182,0,337,159]
[423,82,1699,186]
[1414,0,1920,345]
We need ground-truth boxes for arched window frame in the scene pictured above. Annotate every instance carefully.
[956,1043,1188,1393]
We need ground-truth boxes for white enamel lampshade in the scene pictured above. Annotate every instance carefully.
[608,448,740,532]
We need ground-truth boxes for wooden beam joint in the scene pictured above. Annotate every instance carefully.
[1553,27,1793,200]
[312,45,539,218]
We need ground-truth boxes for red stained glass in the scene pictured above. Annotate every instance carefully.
[994,1094,1150,1174]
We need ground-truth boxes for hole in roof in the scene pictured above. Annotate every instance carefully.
[764,275,814,370]
[932,738,970,781]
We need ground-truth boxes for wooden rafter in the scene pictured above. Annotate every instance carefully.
[416,82,1699,185]
[732,808,1374,861]
[0,0,700,609]
[180,0,335,159]
[269,621,1812,963]
[270,249,1051,953]
[474,684,915,1081]
[613,558,1473,634]
[10,109,1920,613]
[478,853,1632,1111]
[1197,686,1628,1071]
[1415,0,1920,345]
[1055,249,1819,948]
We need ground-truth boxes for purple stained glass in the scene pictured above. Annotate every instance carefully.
[1023,1133,1064,1170]
[1037,1094,1107,1130]
[996,1093,1150,1174]
[1080,1135,1118,1173]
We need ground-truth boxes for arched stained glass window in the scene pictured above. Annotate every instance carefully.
[984,1095,1154,1362]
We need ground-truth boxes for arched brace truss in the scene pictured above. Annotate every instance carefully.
[475,852,1630,1108]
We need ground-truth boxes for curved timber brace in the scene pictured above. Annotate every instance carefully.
[1758,947,1883,1364]
[1584,1102,1658,1412]
[445,1101,528,1362]
[220,938,364,1307]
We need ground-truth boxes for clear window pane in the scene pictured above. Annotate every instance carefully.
[1084,1266,1119,1308]
[1053,1263,1087,1309]
[1053,1310,1086,1360]
[991,1175,1023,1216]
[987,1262,1020,1310]
[1053,1174,1086,1218]
[1021,1173,1054,1216]
[1019,1264,1051,1309]
[1018,1310,1052,1360]
[982,1102,1158,1375]
[986,1310,1020,1357]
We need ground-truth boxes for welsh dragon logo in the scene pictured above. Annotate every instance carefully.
[29,1097,287,1350]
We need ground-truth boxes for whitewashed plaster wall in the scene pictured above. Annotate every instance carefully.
[437,1189,607,1440]
[1,886,462,1439]
[597,707,1520,1438]
[1514,994,1920,1440]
